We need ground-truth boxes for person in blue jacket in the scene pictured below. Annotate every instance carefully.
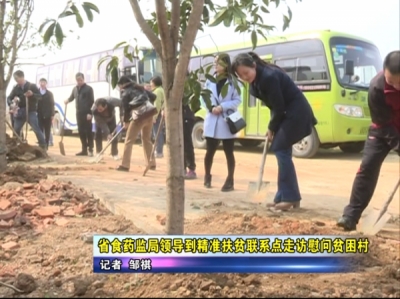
[203,53,242,192]
[232,52,317,211]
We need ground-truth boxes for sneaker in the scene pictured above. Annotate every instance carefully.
[112,155,120,161]
[336,216,357,231]
[184,170,197,180]
[49,142,54,147]
[88,151,94,157]
[156,153,164,158]
[116,165,129,172]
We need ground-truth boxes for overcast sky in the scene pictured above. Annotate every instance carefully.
[14,0,400,86]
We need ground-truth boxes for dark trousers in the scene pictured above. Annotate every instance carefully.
[183,119,196,171]
[95,120,118,156]
[38,116,52,146]
[273,147,301,203]
[343,136,391,223]
[77,113,94,152]
[204,138,235,179]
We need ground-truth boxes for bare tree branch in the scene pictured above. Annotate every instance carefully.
[0,0,6,88]
[176,0,205,77]
[154,0,170,53]
[128,0,162,56]
[170,0,180,50]
[17,2,33,49]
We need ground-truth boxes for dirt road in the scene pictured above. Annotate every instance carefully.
[1,132,399,298]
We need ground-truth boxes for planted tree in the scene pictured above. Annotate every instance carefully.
[41,0,299,234]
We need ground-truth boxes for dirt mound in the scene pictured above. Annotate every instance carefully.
[6,134,47,162]
[0,179,109,233]
[0,165,47,186]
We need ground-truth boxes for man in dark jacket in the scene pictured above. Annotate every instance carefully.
[337,50,400,231]
[37,78,55,148]
[7,70,47,149]
[92,97,123,160]
[64,72,95,156]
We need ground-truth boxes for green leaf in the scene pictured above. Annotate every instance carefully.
[123,45,133,62]
[111,67,119,89]
[220,83,229,98]
[55,23,64,46]
[82,2,100,13]
[251,30,258,50]
[205,74,216,83]
[97,55,111,69]
[202,6,210,23]
[58,11,74,18]
[113,41,128,50]
[43,22,56,44]
[70,5,84,28]
[260,6,269,13]
[39,19,55,33]
[208,8,227,27]
[273,0,280,8]
[282,15,290,31]
[82,4,94,22]
[262,0,270,5]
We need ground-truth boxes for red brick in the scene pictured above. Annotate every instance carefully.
[0,190,6,196]
[55,218,69,226]
[15,187,22,193]
[47,198,63,205]
[23,183,34,189]
[63,209,75,217]
[0,220,12,228]
[34,207,54,218]
[0,200,11,210]
[43,218,54,226]
[1,241,20,251]
[0,209,17,221]
[21,203,35,213]
[5,191,16,199]
[40,182,54,192]
[50,206,61,214]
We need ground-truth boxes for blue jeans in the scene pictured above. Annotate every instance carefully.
[152,115,164,155]
[14,111,46,147]
[273,147,301,203]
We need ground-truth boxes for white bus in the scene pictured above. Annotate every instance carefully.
[35,46,160,136]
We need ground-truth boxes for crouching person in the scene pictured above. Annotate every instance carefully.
[92,97,123,160]
[116,76,157,172]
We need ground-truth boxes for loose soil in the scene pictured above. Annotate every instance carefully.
[5,135,48,163]
[1,165,399,298]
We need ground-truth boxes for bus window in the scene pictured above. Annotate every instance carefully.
[48,65,56,87]
[297,55,329,81]
[329,37,382,89]
[275,58,296,80]
[36,67,49,84]
[54,64,63,87]
[63,59,80,85]
[248,94,257,107]
[98,56,109,82]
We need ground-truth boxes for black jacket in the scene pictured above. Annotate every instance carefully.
[37,89,55,119]
[368,72,400,150]
[250,64,317,152]
[121,82,156,122]
[91,97,123,136]
[68,83,94,115]
[182,104,195,122]
[7,81,41,112]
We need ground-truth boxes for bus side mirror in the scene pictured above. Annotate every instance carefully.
[345,60,355,76]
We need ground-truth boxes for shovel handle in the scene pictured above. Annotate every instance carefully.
[60,103,68,142]
[143,113,164,177]
[256,139,269,191]
[377,179,400,220]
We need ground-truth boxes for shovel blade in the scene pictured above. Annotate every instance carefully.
[360,210,392,236]
[59,141,65,156]
[247,181,270,202]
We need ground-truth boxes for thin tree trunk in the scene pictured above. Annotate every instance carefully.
[0,89,7,173]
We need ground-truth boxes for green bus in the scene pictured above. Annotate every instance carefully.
[188,30,383,158]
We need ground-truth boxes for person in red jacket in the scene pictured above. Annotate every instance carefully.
[337,50,400,231]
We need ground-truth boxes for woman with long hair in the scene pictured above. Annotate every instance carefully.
[232,52,317,211]
[203,53,242,192]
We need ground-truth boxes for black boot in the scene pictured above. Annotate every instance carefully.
[221,177,234,192]
[204,175,212,188]
[336,216,357,231]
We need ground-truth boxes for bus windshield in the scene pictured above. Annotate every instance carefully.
[330,37,382,90]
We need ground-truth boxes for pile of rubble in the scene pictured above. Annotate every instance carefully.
[0,168,109,237]
[6,134,47,162]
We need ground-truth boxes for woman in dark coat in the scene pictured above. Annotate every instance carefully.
[232,52,317,211]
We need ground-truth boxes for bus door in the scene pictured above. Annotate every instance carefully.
[257,55,273,136]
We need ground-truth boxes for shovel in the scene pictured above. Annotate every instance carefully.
[89,123,124,164]
[247,139,270,202]
[360,179,400,236]
[24,96,29,142]
[143,113,164,177]
[5,119,25,144]
[59,104,67,156]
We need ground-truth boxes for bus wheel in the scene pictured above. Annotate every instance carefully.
[292,128,320,159]
[192,120,207,149]
[239,139,262,147]
[339,142,364,154]
[52,113,63,136]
